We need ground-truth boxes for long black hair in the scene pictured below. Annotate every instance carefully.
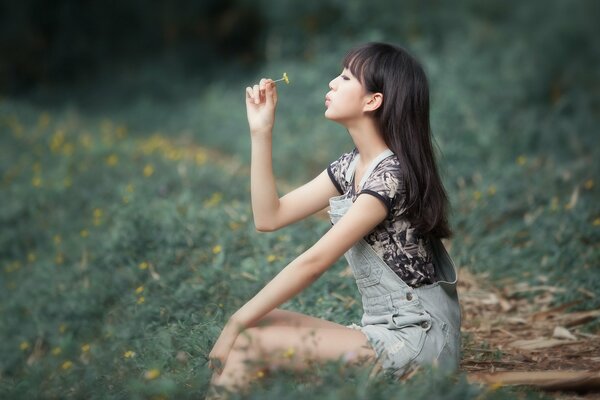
[343,42,451,238]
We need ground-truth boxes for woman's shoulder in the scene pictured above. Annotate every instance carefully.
[328,147,359,176]
[372,153,403,178]
[363,153,404,199]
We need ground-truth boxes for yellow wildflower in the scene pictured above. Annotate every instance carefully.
[273,72,290,84]
[165,148,182,160]
[55,253,64,265]
[27,252,36,263]
[137,296,145,304]
[63,177,72,188]
[31,176,42,187]
[195,151,207,165]
[5,261,21,273]
[126,183,135,193]
[594,218,600,226]
[50,130,66,152]
[204,192,223,208]
[473,191,482,201]
[212,245,222,254]
[135,286,144,294]
[267,254,277,263]
[80,133,93,149]
[143,164,154,177]
[81,344,90,353]
[59,323,67,333]
[123,350,136,359]
[61,360,73,370]
[144,369,161,380]
[282,347,295,358]
[139,261,149,270]
[80,229,89,238]
[52,347,62,356]
[256,370,265,378]
[228,221,241,230]
[516,155,527,166]
[584,179,594,190]
[20,341,30,351]
[61,143,74,156]
[106,154,119,166]
[93,208,103,226]
[487,185,496,196]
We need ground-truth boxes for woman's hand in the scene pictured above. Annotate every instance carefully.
[245,78,277,138]
[208,321,243,375]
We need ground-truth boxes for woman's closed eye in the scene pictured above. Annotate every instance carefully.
[340,75,350,81]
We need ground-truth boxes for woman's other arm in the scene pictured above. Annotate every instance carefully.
[231,193,387,328]
[246,79,338,232]
[208,193,387,368]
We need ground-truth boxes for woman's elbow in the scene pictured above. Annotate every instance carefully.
[298,252,331,281]
[255,225,274,233]
[253,219,278,232]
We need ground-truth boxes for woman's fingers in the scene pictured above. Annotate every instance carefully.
[270,80,278,105]
[246,78,278,106]
[208,357,224,374]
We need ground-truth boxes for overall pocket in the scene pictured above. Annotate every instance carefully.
[345,241,383,287]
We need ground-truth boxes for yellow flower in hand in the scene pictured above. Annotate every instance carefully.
[273,72,290,84]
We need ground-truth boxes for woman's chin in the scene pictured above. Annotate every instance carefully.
[324,108,337,121]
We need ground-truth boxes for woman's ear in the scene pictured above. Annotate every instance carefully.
[363,92,383,112]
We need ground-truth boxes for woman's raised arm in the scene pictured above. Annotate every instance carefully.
[246,78,338,232]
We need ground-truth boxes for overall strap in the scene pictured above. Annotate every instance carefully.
[347,149,394,191]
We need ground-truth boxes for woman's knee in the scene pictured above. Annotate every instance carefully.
[254,308,288,327]
[230,327,264,360]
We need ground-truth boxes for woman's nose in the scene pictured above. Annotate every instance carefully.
[328,78,336,90]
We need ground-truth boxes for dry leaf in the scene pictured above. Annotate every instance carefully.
[552,326,577,341]
[508,338,582,350]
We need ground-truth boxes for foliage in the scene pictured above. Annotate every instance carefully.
[1,0,599,398]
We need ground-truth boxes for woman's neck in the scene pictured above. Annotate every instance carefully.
[346,118,389,164]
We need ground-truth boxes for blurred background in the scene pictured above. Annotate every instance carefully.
[1,1,599,398]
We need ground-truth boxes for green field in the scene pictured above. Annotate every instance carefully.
[2,1,599,399]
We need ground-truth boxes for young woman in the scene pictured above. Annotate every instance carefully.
[207,42,461,394]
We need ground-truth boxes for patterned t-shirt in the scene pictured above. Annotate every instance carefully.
[327,148,436,288]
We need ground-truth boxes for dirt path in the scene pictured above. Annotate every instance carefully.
[458,268,600,398]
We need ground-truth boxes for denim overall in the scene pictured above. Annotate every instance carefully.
[328,149,461,377]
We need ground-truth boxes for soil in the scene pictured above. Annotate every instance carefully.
[458,268,600,399]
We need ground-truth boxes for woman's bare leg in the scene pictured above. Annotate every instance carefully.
[252,308,351,329]
[212,325,376,392]
[209,309,350,387]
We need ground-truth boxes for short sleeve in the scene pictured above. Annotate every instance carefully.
[359,158,404,214]
[326,149,357,195]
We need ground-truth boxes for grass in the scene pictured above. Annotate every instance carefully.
[1,3,599,397]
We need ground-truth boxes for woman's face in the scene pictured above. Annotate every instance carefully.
[324,68,370,124]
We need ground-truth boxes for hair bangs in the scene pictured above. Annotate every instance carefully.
[342,46,372,85]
